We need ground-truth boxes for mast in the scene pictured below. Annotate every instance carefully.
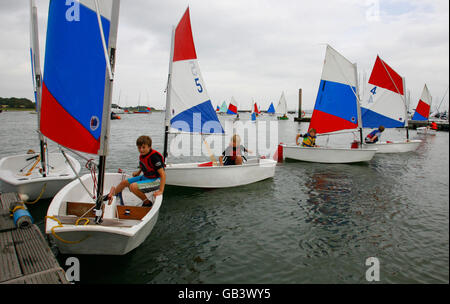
[402,77,409,140]
[163,26,175,160]
[354,63,364,145]
[30,0,47,177]
[94,0,120,223]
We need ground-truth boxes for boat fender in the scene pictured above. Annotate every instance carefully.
[12,208,34,228]
[274,143,284,163]
[351,140,359,149]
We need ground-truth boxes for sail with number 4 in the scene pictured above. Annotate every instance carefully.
[40,0,118,155]
[308,44,360,134]
[361,56,406,128]
[412,84,432,121]
[165,7,224,135]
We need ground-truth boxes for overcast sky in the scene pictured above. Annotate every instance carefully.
[0,0,448,112]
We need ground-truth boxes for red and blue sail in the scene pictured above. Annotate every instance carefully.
[309,45,359,134]
[227,103,237,115]
[412,84,432,121]
[169,8,224,134]
[361,56,406,128]
[40,0,115,155]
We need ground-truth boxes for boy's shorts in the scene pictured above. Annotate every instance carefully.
[127,176,160,193]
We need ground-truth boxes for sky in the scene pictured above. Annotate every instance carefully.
[0,0,448,112]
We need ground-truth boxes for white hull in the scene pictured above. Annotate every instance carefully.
[282,145,377,163]
[416,127,436,136]
[362,140,422,153]
[165,158,277,188]
[45,173,162,255]
[0,153,81,201]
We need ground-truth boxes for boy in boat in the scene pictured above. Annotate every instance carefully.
[219,134,250,166]
[296,128,317,147]
[108,135,165,207]
[365,126,385,144]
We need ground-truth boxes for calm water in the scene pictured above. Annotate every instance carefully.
[0,111,448,284]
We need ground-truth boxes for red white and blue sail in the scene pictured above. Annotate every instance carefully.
[218,101,228,113]
[168,8,223,134]
[227,103,237,115]
[412,84,432,121]
[309,45,359,134]
[40,0,118,155]
[361,56,406,128]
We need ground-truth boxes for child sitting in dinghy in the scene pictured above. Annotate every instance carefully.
[108,135,165,207]
[296,128,318,147]
[365,126,385,144]
[219,134,251,166]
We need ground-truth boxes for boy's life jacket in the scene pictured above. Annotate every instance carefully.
[431,122,438,130]
[365,130,381,143]
[302,133,316,147]
[139,149,165,179]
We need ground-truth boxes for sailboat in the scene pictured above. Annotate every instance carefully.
[0,0,80,201]
[266,102,276,116]
[218,101,228,115]
[44,0,162,255]
[277,91,288,120]
[253,101,261,116]
[412,85,436,135]
[163,7,276,188]
[227,97,238,115]
[361,56,422,153]
[282,45,377,163]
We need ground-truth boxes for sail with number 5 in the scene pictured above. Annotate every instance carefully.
[163,7,276,188]
[165,7,223,138]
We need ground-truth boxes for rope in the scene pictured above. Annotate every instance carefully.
[24,183,47,205]
[86,159,98,199]
[45,216,90,244]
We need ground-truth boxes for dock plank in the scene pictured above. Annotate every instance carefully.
[0,192,69,284]
[11,225,60,275]
[0,230,22,283]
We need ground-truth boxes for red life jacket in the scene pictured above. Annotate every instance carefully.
[431,122,438,130]
[139,149,165,179]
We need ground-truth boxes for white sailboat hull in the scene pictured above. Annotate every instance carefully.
[165,158,277,188]
[416,127,436,136]
[0,153,81,201]
[45,173,162,255]
[282,145,377,163]
[362,140,422,153]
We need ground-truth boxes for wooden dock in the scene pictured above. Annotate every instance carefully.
[0,192,69,284]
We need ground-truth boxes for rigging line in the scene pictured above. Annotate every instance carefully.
[60,148,95,201]
[436,86,449,112]
[94,0,113,81]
